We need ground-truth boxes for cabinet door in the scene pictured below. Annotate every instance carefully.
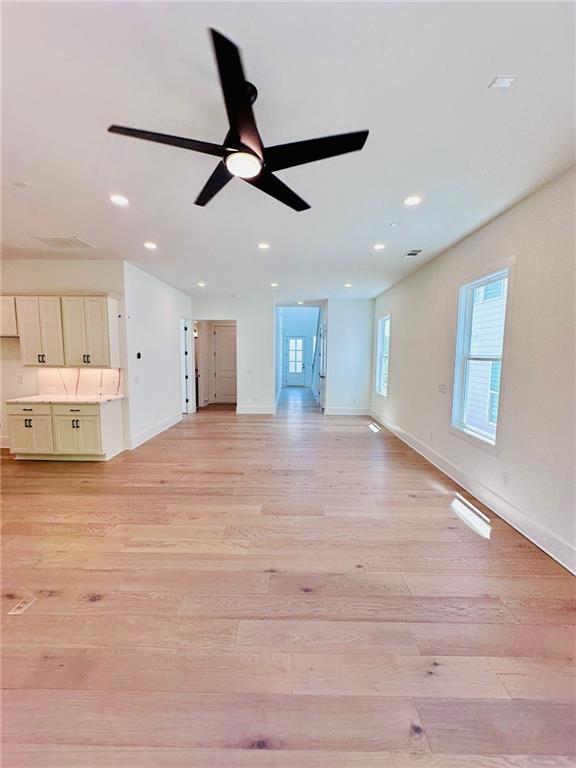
[15,297,42,365]
[76,416,102,454]
[84,297,110,366]
[61,297,87,366]
[1,296,18,336]
[31,415,54,453]
[53,416,79,454]
[8,416,35,453]
[38,297,64,365]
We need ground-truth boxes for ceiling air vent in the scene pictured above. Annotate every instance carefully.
[402,249,422,260]
[35,236,94,249]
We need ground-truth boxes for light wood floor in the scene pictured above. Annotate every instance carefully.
[2,386,575,767]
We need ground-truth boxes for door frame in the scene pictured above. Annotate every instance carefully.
[180,318,196,414]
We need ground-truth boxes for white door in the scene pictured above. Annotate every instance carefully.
[15,297,42,365]
[319,322,327,409]
[62,297,87,366]
[84,297,110,366]
[286,336,305,386]
[38,297,64,365]
[1,297,18,336]
[31,415,55,453]
[53,416,78,454]
[76,417,102,454]
[8,416,35,453]
[213,325,237,402]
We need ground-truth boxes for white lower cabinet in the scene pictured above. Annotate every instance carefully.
[6,400,123,460]
[53,415,102,455]
[8,414,54,454]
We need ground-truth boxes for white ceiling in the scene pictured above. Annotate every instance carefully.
[2,2,574,300]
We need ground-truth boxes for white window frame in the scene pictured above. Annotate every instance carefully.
[375,314,391,398]
[451,268,509,446]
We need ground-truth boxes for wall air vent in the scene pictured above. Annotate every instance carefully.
[35,236,94,249]
[402,249,422,259]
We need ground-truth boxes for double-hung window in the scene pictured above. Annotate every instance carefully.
[376,314,391,397]
[452,269,509,444]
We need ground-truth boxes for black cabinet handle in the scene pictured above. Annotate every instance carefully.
[82,354,86,363]
[87,354,91,364]
[42,354,46,363]
[24,418,31,428]
[70,409,80,412]
[75,419,80,428]
[22,408,33,412]
[37,354,41,363]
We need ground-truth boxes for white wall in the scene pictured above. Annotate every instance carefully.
[190,292,275,414]
[370,168,576,573]
[122,262,191,448]
[325,299,373,415]
[280,306,320,388]
[275,307,283,405]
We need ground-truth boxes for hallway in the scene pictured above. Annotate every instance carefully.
[2,406,574,765]
[276,385,322,416]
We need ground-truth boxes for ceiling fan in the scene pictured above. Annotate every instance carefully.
[108,29,369,211]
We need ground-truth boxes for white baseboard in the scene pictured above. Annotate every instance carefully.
[324,406,370,416]
[236,405,275,415]
[370,410,575,575]
[125,413,182,450]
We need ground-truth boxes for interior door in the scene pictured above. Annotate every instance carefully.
[38,297,64,365]
[286,336,306,386]
[213,325,237,403]
[15,297,42,365]
[319,322,327,409]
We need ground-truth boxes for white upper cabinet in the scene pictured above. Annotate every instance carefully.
[61,296,120,367]
[1,296,18,336]
[15,296,64,365]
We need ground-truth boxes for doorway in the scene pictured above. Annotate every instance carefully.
[275,305,323,412]
[194,320,237,409]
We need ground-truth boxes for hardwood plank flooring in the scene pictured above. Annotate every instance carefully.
[2,386,575,765]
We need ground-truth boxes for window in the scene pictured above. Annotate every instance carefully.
[452,269,509,444]
[288,337,303,373]
[376,315,391,397]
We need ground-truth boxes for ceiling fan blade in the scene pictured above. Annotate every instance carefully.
[209,29,263,158]
[245,170,310,211]
[264,130,369,171]
[108,125,229,158]
[195,163,233,206]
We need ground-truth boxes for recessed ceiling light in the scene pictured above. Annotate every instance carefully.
[225,151,262,179]
[403,195,422,207]
[143,241,157,251]
[389,221,400,228]
[297,301,304,305]
[258,242,270,250]
[197,282,206,287]
[109,193,129,207]
[489,75,516,89]
[345,283,352,288]
[270,282,278,288]
[373,243,386,251]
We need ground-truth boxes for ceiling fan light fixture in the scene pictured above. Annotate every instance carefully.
[225,151,262,179]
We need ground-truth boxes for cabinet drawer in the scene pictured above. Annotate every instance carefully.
[6,403,52,416]
[51,403,100,416]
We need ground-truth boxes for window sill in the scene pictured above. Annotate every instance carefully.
[375,391,388,400]
[449,425,501,456]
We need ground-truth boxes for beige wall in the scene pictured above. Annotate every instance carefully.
[370,168,575,572]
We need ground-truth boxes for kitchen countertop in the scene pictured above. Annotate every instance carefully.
[6,394,124,404]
